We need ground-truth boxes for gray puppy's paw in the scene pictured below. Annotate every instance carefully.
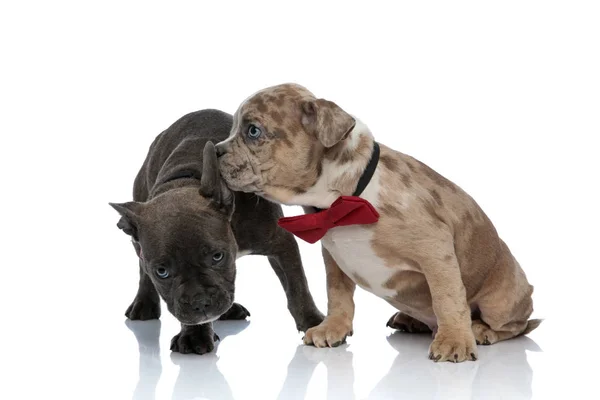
[125,296,161,320]
[296,310,326,333]
[218,302,251,320]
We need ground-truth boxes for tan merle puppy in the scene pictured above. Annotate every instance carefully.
[216,83,541,362]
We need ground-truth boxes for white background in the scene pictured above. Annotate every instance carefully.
[1,1,598,399]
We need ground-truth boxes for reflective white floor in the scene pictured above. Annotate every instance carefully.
[124,319,541,400]
[5,243,591,400]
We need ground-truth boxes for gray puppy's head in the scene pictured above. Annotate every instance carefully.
[110,143,237,325]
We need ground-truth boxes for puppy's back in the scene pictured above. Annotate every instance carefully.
[133,109,233,202]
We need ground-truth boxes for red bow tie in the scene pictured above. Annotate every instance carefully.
[277,196,380,244]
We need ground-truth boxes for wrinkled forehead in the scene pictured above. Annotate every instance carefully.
[142,213,232,258]
[237,84,315,121]
[145,194,230,241]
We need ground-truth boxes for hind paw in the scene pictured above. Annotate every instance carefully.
[386,312,432,333]
[472,320,500,345]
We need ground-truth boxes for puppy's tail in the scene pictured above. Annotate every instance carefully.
[521,318,543,335]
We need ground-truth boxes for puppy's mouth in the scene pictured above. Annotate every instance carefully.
[177,312,221,325]
[222,176,261,193]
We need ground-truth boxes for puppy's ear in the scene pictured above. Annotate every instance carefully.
[301,99,356,148]
[200,141,234,217]
[109,202,143,240]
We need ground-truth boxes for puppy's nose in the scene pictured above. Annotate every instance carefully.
[180,294,211,311]
[215,143,227,158]
[190,296,211,311]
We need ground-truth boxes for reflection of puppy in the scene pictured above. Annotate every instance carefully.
[370,332,537,399]
[171,321,249,400]
[277,345,355,400]
[111,110,323,354]
[472,335,539,399]
[125,320,163,400]
[368,333,449,399]
[217,83,541,362]
[170,353,234,400]
[126,319,250,400]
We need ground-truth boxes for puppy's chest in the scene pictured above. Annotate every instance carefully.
[322,225,414,297]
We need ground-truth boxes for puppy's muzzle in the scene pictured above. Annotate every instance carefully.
[179,293,213,312]
[215,142,229,158]
[176,286,230,323]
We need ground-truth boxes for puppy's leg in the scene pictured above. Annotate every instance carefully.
[419,236,477,362]
[266,230,324,332]
[304,246,355,348]
[126,258,161,321]
[387,312,432,333]
[170,323,218,355]
[472,243,541,345]
[218,302,251,320]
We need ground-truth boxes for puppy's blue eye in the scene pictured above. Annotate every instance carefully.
[212,252,224,262]
[156,267,169,279]
[247,124,262,139]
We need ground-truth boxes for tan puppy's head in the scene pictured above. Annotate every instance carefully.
[216,83,356,203]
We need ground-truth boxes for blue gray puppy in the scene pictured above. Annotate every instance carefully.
[110,109,323,354]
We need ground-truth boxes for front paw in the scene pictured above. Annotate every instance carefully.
[303,316,352,348]
[170,326,218,355]
[218,302,251,320]
[429,327,478,362]
[125,296,161,320]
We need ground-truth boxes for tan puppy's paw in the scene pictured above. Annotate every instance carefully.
[303,316,353,348]
[386,312,432,333]
[429,327,478,362]
[471,319,500,345]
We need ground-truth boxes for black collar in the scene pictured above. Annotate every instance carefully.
[352,141,380,197]
[314,141,380,212]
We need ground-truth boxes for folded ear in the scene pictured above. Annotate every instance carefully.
[301,98,356,148]
[200,141,234,216]
[109,202,143,240]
